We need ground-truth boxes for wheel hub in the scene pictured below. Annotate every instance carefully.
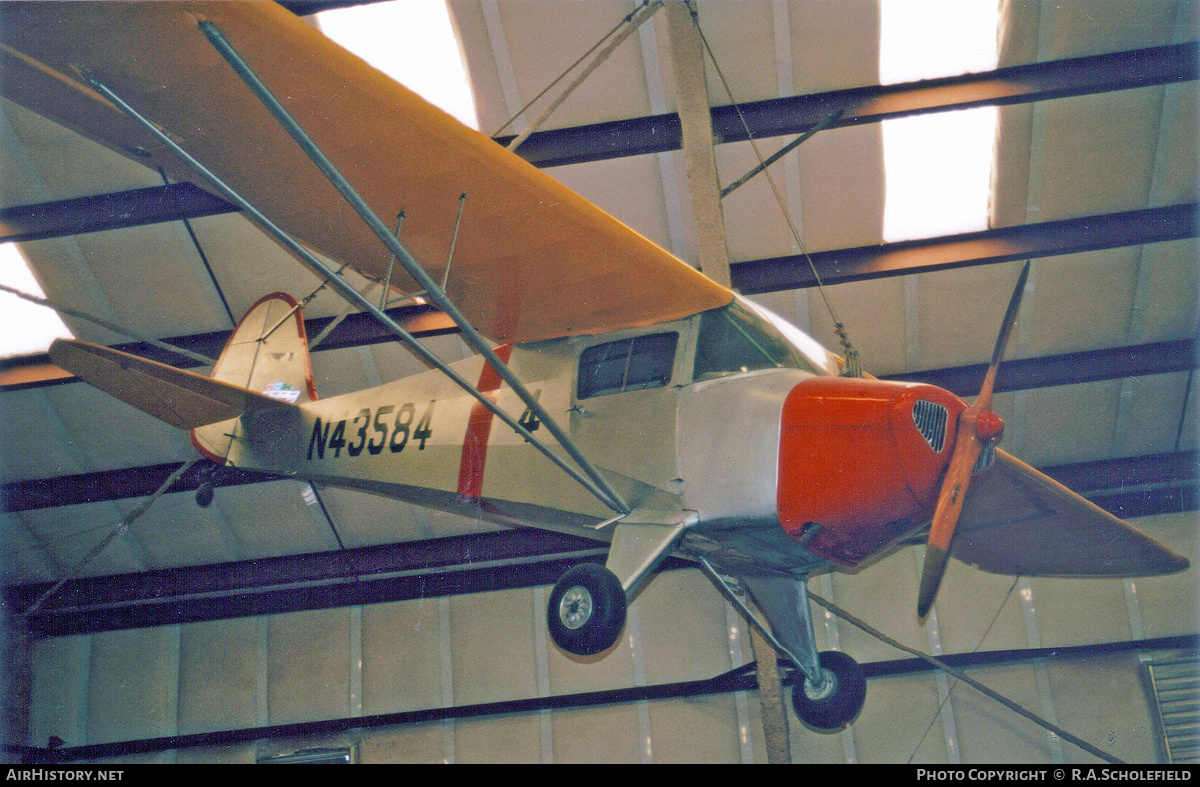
[803,667,838,702]
[559,585,593,630]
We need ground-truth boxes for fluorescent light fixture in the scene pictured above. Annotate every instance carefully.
[0,243,74,359]
[880,0,999,242]
[317,0,479,130]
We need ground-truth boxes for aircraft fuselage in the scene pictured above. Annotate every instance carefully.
[193,297,965,575]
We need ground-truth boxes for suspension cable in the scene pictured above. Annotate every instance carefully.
[683,1,862,377]
[904,576,1020,763]
[0,282,215,365]
[505,1,662,153]
[808,590,1124,764]
[24,458,202,616]
[491,0,658,138]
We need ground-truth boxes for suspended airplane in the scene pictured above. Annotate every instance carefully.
[2,1,1187,732]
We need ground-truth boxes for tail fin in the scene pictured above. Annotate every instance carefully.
[210,292,317,404]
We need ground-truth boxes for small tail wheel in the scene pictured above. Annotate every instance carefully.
[791,650,866,731]
[547,564,627,656]
[195,481,215,508]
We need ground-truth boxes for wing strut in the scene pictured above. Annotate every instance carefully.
[81,70,630,517]
[194,19,630,516]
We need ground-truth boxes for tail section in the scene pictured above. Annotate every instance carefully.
[47,339,285,430]
[49,292,315,464]
[210,292,317,404]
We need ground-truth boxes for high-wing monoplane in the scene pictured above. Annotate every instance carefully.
[2,1,1187,732]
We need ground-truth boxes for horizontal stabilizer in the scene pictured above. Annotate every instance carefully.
[49,339,286,430]
[953,449,1189,577]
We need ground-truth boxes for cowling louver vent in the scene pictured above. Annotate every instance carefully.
[912,400,948,453]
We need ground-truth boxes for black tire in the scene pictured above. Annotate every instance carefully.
[195,482,214,508]
[547,564,627,656]
[791,650,866,731]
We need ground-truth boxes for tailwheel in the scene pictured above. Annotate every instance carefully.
[547,564,627,656]
[791,650,866,731]
[195,481,215,508]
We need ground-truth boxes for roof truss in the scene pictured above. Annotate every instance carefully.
[2,42,1193,239]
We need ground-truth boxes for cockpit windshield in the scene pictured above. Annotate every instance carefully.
[692,299,833,381]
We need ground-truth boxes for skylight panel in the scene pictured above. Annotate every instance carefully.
[880,0,999,242]
[0,243,74,359]
[317,0,479,130]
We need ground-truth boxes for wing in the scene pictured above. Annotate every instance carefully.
[0,1,732,343]
[952,449,1189,577]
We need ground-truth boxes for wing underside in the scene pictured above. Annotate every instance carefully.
[952,449,1189,578]
[0,1,732,344]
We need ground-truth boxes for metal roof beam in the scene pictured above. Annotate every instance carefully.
[889,337,1197,397]
[3,43,1193,243]
[0,183,238,245]
[2,203,1194,390]
[0,302,458,390]
[6,450,1195,637]
[732,202,1199,293]
[500,41,1199,167]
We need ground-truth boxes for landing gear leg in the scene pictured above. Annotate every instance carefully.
[699,561,867,732]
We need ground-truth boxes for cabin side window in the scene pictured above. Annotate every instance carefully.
[577,332,679,399]
[693,302,822,380]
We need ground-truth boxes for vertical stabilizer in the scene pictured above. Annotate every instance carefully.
[211,292,317,404]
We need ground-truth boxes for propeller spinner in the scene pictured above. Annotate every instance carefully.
[917,261,1031,619]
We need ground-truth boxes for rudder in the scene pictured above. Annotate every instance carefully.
[211,292,317,404]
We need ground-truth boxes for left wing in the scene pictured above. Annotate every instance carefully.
[0,1,732,343]
[952,449,1189,577]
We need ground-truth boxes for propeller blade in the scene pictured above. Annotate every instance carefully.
[977,261,1030,411]
[917,431,983,618]
[917,262,1030,619]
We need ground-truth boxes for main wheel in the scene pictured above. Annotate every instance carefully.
[547,564,626,656]
[791,650,866,731]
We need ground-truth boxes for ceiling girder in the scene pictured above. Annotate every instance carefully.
[889,338,1196,397]
[6,450,1195,638]
[15,632,1196,761]
[0,303,457,390]
[499,41,1199,167]
[2,43,1193,240]
[2,203,1195,390]
[732,202,1199,293]
[0,183,238,244]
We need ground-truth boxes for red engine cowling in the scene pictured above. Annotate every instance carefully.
[777,377,967,566]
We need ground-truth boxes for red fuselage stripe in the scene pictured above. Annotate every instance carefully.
[457,345,513,498]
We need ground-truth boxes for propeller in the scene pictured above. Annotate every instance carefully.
[917,261,1031,619]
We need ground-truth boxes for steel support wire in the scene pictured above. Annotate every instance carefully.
[23,457,202,617]
[695,557,828,692]
[196,20,631,516]
[0,282,215,366]
[81,74,628,517]
[808,592,1124,765]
